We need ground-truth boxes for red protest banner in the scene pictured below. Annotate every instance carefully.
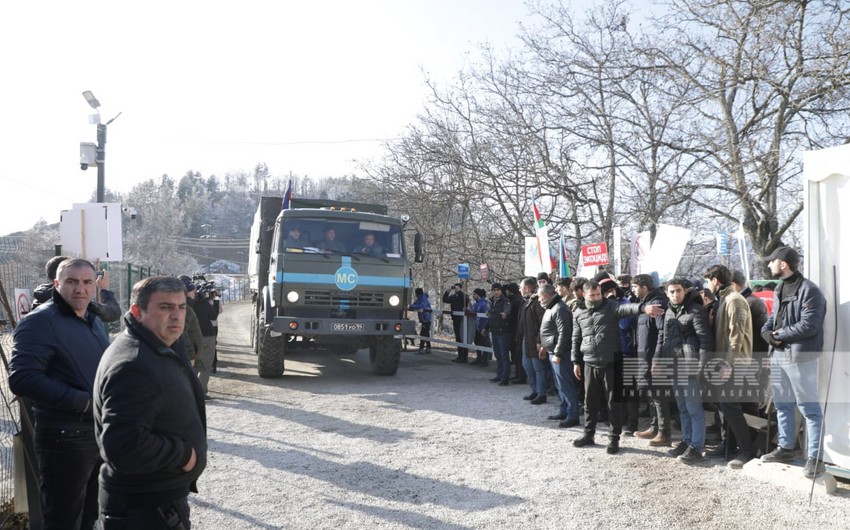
[581,243,609,266]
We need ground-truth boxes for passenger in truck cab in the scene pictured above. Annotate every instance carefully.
[283,225,304,248]
[316,225,346,253]
[356,232,386,256]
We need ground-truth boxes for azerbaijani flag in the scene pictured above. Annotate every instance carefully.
[531,195,556,272]
[559,229,571,278]
[282,179,292,210]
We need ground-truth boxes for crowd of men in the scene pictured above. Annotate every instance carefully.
[427,246,827,477]
[9,256,215,529]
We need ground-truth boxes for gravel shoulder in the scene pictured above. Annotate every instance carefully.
[192,301,849,529]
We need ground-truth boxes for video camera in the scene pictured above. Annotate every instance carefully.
[192,274,219,300]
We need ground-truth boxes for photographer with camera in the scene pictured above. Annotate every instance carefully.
[181,276,220,400]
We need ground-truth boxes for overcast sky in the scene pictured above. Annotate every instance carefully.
[0,1,570,234]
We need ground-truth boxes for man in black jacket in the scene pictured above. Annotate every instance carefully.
[9,258,110,530]
[631,274,671,447]
[443,283,470,363]
[572,280,662,454]
[95,276,207,529]
[32,255,122,323]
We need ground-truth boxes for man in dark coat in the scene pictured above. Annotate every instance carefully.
[9,258,109,529]
[443,283,470,363]
[95,276,207,528]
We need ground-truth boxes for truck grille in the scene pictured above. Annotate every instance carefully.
[304,290,385,308]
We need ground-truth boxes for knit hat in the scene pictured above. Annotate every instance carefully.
[179,275,195,292]
[473,288,487,298]
[536,272,551,282]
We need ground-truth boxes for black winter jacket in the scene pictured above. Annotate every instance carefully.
[635,288,667,387]
[487,295,512,335]
[190,296,220,337]
[762,273,826,364]
[656,289,713,368]
[540,294,572,358]
[519,294,546,358]
[94,314,207,500]
[9,289,109,425]
[572,298,642,366]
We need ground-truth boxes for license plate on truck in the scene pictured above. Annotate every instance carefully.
[332,323,365,332]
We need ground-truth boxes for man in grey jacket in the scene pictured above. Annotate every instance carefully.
[538,284,579,428]
[759,246,827,478]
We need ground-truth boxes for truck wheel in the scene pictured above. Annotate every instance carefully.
[258,328,285,378]
[369,337,401,376]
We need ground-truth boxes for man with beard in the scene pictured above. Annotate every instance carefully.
[760,246,827,478]
[486,283,512,385]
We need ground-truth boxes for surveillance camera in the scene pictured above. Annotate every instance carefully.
[122,206,138,219]
[81,163,88,171]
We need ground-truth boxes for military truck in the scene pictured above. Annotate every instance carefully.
[248,196,423,378]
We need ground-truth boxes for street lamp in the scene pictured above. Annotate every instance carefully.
[81,91,122,203]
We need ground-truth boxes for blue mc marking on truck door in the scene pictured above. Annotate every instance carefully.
[335,257,358,291]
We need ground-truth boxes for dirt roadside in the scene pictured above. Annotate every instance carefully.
[191,300,848,529]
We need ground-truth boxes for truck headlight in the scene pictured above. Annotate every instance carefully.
[286,291,299,303]
[388,295,400,307]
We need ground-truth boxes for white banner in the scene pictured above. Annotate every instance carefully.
[630,231,651,276]
[642,224,690,282]
[14,288,32,322]
[524,237,546,276]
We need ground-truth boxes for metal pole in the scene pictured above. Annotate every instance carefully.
[96,122,106,203]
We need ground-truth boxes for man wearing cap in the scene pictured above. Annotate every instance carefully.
[760,246,827,478]
[179,277,204,367]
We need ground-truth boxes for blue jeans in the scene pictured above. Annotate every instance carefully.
[673,376,705,450]
[771,355,823,459]
[521,347,550,397]
[491,333,511,382]
[549,354,580,420]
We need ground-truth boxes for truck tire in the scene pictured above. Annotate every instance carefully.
[258,328,285,378]
[369,337,401,376]
[250,306,258,354]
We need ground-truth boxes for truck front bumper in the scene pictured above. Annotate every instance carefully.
[272,317,416,336]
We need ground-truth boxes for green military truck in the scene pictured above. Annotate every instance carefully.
[248,196,423,378]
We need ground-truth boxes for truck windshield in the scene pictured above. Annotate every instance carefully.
[281,218,405,258]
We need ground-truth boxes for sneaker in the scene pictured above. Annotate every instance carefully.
[622,428,636,437]
[635,427,657,440]
[705,444,728,458]
[678,446,704,465]
[761,446,796,464]
[530,395,547,405]
[607,437,620,454]
[668,441,688,457]
[523,393,538,401]
[547,414,567,421]
[727,453,753,470]
[573,433,595,447]
[803,458,826,478]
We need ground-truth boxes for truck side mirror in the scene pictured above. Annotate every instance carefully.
[414,232,425,263]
